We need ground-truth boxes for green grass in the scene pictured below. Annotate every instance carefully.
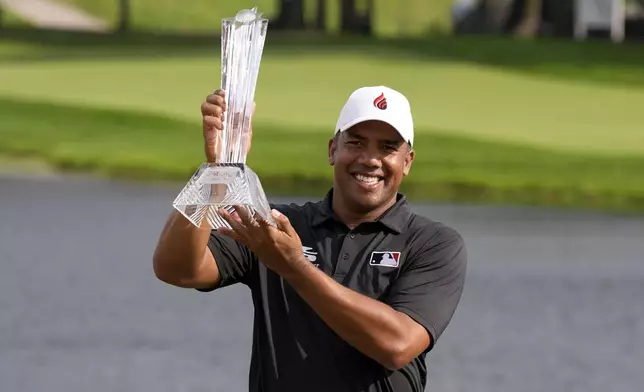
[59,0,275,33]
[1,96,643,212]
[0,34,642,212]
[0,9,32,28]
[0,37,642,156]
[3,29,643,88]
[58,0,454,35]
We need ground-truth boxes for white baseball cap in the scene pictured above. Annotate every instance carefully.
[334,86,414,147]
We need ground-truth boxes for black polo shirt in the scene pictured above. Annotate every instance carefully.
[202,189,467,392]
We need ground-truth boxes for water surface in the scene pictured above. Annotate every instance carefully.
[1,175,643,392]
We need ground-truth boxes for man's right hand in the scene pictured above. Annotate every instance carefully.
[201,89,254,163]
[201,89,226,163]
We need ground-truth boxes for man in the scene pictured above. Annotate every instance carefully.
[153,86,467,392]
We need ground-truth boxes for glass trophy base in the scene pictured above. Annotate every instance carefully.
[172,163,274,230]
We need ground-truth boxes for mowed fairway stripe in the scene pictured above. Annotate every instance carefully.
[0,53,642,155]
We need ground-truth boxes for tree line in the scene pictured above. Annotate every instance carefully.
[116,0,375,35]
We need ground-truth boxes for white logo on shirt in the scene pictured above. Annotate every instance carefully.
[369,251,401,268]
[302,246,319,268]
[302,246,317,261]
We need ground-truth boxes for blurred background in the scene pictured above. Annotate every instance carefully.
[0,1,643,391]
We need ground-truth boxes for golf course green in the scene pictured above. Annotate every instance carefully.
[0,30,643,213]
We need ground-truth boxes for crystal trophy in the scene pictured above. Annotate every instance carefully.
[172,7,273,229]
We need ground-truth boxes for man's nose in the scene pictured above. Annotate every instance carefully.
[356,147,382,168]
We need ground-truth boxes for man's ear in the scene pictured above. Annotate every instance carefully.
[403,147,415,176]
[328,137,337,166]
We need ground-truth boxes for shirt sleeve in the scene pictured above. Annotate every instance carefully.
[196,230,257,292]
[384,225,467,352]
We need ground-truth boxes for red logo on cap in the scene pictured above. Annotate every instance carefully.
[373,93,387,110]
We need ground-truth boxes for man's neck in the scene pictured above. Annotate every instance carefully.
[331,191,398,230]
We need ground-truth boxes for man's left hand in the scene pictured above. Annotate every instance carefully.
[217,206,308,277]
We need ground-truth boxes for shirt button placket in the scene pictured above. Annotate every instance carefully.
[335,231,355,280]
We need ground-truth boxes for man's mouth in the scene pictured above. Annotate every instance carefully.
[352,173,383,185]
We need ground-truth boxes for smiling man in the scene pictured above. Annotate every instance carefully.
[153,86,468,392]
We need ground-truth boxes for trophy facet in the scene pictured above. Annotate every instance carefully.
[173,7,273,229]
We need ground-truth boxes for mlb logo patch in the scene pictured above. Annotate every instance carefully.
[369,251,401,268]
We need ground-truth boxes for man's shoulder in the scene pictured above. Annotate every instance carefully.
[401,212,467,272]
[269,199,323,221]
[405,211,465,249]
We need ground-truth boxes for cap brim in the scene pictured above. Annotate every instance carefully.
[336,115,411,146]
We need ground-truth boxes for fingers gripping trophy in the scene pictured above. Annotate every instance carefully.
[172,7,274,229]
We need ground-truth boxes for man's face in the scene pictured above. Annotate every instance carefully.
[328,120,414,213]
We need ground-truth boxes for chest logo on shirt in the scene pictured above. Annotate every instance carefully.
[302,246,318,262]
[302,246,320,268]
[369,251,401,268]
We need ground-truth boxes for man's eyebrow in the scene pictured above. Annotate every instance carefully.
[345,129,365,139]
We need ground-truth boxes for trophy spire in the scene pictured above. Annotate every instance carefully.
[172,8,272,230]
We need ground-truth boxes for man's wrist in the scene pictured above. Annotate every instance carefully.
[281,255,320,287]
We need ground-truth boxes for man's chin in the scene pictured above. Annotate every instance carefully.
[347,193,387,213]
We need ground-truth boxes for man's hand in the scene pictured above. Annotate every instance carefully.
[217,206,308,278]
[201,89,254,162]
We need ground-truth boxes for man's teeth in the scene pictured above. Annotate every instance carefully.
[354,174,380,184]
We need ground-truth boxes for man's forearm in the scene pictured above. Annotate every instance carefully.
[152,210,213,286]
[283,261,421,370]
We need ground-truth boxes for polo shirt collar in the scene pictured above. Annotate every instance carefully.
[312,188,411,234]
